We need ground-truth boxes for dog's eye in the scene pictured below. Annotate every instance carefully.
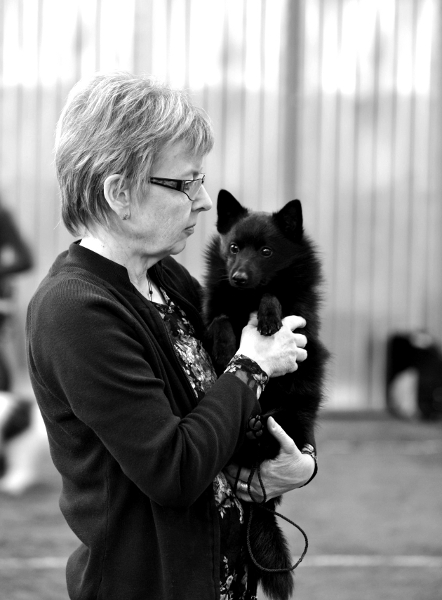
[230,243,240,254]
[261,247,273,257]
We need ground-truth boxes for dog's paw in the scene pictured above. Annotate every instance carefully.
[213,341,237,372]
[208,315,237,373]
[257,317,282,336]
[258,294,282,336]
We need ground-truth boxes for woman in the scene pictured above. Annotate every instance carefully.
[26,72,315,600]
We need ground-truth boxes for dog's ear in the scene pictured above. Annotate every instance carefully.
[216,189,248,234]
[273,200,303,241]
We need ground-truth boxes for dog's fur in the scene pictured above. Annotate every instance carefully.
[203,190,328,600]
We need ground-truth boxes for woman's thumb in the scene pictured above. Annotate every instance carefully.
[247,311,258,327]
[267,417,296,453]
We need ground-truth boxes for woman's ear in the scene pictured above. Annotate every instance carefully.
[103,174,131,221]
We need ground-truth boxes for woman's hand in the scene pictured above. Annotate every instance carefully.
[224,417,315,503]
[237,312,307,378]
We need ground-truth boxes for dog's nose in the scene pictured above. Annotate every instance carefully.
[231,271,248,286]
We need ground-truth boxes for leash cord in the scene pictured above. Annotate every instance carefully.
[244,461,309,573]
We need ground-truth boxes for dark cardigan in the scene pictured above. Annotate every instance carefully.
[26,243,260,600]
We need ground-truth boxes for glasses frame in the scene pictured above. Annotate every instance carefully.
[149,174,206,202]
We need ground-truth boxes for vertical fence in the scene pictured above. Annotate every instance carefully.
[292,0,442,407]
[0,0,441,408]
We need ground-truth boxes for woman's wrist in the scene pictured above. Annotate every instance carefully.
[224,354,269,399]
[233,349,272,378]
[296,445,317,488]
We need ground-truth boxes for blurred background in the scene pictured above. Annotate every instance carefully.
[1,0,442,409]
[0,1,441,599]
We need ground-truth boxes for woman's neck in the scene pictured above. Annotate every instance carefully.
[79,234,165,303]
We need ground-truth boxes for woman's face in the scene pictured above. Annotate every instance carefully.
[128,140,212,262]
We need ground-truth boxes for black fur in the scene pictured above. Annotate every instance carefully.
[203,189,328,600]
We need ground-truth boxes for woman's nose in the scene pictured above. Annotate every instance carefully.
[193,185,212,212]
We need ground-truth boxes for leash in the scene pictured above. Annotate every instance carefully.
[241,458,309,574]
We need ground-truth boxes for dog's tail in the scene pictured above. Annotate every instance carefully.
[246,504,295,600]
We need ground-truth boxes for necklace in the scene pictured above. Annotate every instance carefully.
[147,277,154,301]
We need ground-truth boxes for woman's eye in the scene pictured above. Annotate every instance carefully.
[261,247,273,257]
[230,243,239,254]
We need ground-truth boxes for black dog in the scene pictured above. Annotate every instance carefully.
[203,189,328,600]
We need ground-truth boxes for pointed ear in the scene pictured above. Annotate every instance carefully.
[273,199,303,241]
[103,175,131,221]
[216,189,248,234]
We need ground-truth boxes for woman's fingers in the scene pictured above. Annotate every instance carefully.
[239,312,308,378]
[281,314,306,332]
[224,464,264,502]
[296,348,308,363]
[224,463,249,485]
[266,416,297,454]
[293,333,308,363]
[248,313,306,335]
[246,311,258,327]
[225,420,314,502]
[293,333,307,348]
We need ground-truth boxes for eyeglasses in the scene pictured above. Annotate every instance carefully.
[149,175,206,201]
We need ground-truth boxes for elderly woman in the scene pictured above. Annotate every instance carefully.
[26,73,314,600]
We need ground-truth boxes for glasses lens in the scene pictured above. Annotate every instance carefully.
[184,177,204,200]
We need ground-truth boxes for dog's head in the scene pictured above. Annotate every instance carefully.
[216,189,304,288]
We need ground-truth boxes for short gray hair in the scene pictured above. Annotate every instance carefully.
[55,72,214,236]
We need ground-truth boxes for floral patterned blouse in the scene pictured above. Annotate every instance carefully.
[153,290,267,600]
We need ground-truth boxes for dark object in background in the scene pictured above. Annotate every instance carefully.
[0,395,32,477]
[386,332,442,421]
[0,202,33,390]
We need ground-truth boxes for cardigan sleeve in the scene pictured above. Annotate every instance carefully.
[27,277,260,508]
